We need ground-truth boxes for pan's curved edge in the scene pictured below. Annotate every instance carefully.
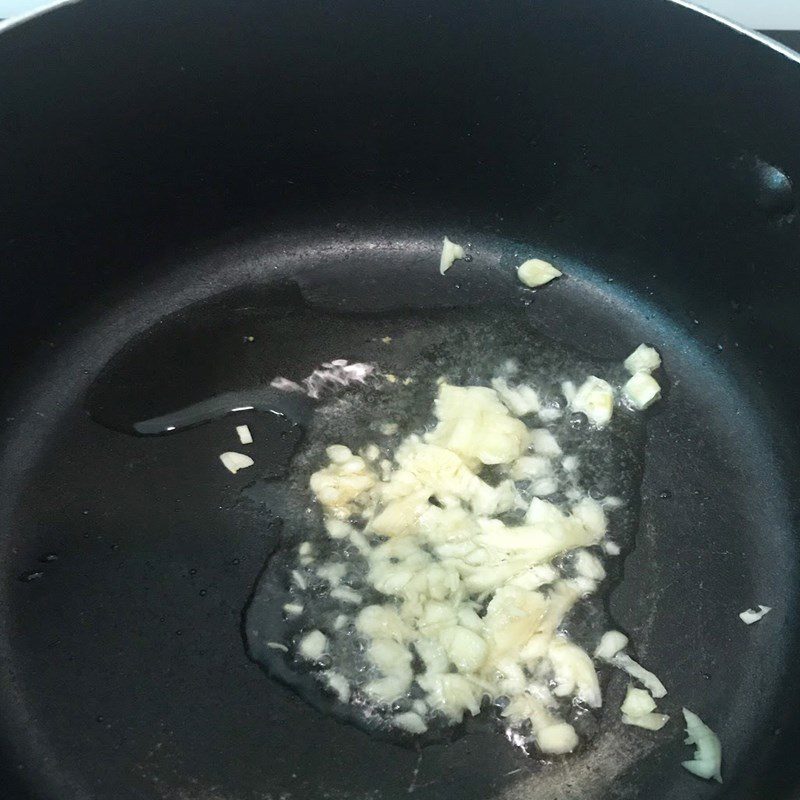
[667,0,800,63]
[0,0,79,34]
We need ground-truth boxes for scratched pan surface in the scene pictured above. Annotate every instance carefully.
[1,1,800,799]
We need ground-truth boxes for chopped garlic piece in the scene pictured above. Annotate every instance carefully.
[624,371,661,410]
[621,686,657,716]
[412,699,428,716]
[266,641,288,652]
[537,723,579,754]
[594,630,629,660]
[501,692,578,753]
[537,406,563,422]
[439,626,489,673]
[283,602,304,616]
[324,671,351,703]
[298,630,327,661]
[440,236,466,274]
[601,495,624,509]
[562,455,579,472]
[491,377,540,416]
[333,614,349,630]
[611,653,667,698]
[624,344,661,375]
[595,632,665,696]
[574,550,606,581]
[236,424,253,445]
[624,711,670,731]
[330,586,363,604]
[356,605,411,642]
[317,562,347,585]
[394,711,428,734]
[682,708,722,783]
[362,443,381,462]
[219,451,254,474]
[291,569,308,590]
[571,376,614,427]
[561,380,577,404]
[548,637,602,707]
[739,604,771,624]
[299,542,313,556]
[517,258,562,288]
[326,444,353,463]
[299,541,314,565]
[425,383,529,467]
[324,519,355,540]
[525,497,565,525]
[310,452,376,519]
[531,476,558,496]
[417,672,481,722]
[529,428,562,457]
[511,455,551,480]
[365,674,412,704]
[620,686,669,731]
[379,422,399,436]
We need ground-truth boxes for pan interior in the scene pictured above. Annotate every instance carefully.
[0,231,794,800]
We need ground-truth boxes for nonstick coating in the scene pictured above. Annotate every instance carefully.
[1,1,800,799]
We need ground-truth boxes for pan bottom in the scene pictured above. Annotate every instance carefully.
[0,229,793,800]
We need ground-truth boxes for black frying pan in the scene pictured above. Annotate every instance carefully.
[1,1,799,798]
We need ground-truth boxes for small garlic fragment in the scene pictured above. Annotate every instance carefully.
[236,424,253,445]
[611,653,667,698]
[624,371,661,410]
[529,428,562,457]
[330,586,363,604]
[531,476,558,496]
[682,708,722,783]
[595,632,665,696]
[219,451,254,474]
[298,630,328,661]
[298,541,314,565]
[440,236,466,274]
[491,377,540,416]
[317,562,347,585]
[266,641,289,652]
[326,444,353,464]
[562,455,579,472]
[324,671,352,703]
[362,443,381,462]
[574,550,606,581]
[517,258,562,288]
[739,604,771,624]
[393,711,428,734]
[594,630,629,660]
[561,380,577,404]
[537,406,563,422]
[621,686,657,716]
[291,570,308,590]
[571,376,614,427]
[623,711,670,731]
[333,614,349,630]
[624,344,661,375]
[603,540,621,556]
[620,685,669,731]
